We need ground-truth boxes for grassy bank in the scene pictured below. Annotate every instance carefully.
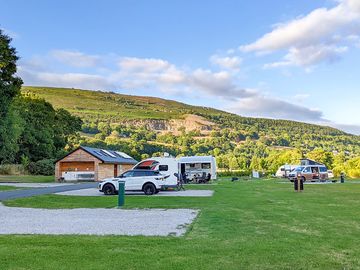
[0,175,54,183]
[0,185,19,191]
[1,180,360,269]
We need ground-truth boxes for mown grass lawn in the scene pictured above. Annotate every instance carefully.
[0,185,19,191]
[0,175,54,183]
[1,180,360,269]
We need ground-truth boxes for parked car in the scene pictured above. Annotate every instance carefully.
[288,165,328,182]
[98,169,170,195]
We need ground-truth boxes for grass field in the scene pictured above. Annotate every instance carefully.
[0,175,54,183]
[1,179,360,269]
[0,185,19,191]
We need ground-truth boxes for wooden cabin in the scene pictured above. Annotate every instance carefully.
[55,146,138,182]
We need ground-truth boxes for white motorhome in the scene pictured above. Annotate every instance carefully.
[275,164,298,178]
[132,155,217,187]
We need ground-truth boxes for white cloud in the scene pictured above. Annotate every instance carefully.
[241,0,360,68]
[329,122,360,135]
[227,95,324,122]
[18,66,115,90]
[210,55,242,70]
[118,57,171,72]
[19,50,339,129]
[51,50,101,68]
[264,45,348,68]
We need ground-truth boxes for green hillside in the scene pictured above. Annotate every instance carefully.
[21,86,225,121]
[21,86,360,177]
[22,86,349,135]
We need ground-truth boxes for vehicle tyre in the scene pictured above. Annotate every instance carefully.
[143,183,156,195]
[301,176,306,182]
[103,184,115,195]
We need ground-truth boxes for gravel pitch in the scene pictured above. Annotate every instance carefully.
[0,203,198,236]
[56,188,214,197]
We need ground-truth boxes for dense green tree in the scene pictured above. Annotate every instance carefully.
[13,97,82,161]
[0,29,23,163]
[0,30,22,117]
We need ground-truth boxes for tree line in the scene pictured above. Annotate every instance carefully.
[0,30,82,173]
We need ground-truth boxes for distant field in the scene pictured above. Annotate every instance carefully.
[1,179,360,269]
[0,175,54,183]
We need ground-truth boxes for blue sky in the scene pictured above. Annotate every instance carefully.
[1,0,360,134]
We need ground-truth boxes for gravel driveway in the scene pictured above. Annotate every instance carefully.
[56,188,214,197]
[0,203,198,236]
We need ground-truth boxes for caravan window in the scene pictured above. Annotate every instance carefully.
[159,165,168,171]
[201,163,211,169]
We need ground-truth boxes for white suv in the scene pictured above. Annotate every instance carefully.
[98,169,169,195]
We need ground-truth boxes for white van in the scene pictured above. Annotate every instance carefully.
[132,155,217,187]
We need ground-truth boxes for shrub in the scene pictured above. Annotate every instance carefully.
[28,159,55,175]
[217,170,250,178]
[0,164,26,175]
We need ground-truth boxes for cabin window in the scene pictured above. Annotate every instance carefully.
[159,165,168,171]
[201,163,211,169]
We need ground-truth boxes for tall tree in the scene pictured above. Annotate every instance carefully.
[0,29,23,163]
[14,97,83,162]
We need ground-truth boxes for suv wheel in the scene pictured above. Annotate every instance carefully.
[143,183,156,195]
[103,184,115,195]
[301,176,306,182]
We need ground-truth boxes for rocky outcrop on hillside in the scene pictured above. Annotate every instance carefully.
[120,114,217,134]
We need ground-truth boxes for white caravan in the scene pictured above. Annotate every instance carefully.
[178,156,217,182]
[132,155,217,187]
[275,164,298,178]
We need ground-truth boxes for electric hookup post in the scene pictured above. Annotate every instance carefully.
[118,180,125,207]
[340,173,345,183]
[294,176,304,192]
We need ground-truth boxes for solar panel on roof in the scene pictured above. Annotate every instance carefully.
[94,151,103,156]
[116,151,132,159]
[101,150,117,158]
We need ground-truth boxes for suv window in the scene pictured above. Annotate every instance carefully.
[133,171,147,177]
[303,167,311,173]
[122,171,134,178]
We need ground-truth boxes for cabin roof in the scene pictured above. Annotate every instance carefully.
[56,146,138,165]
